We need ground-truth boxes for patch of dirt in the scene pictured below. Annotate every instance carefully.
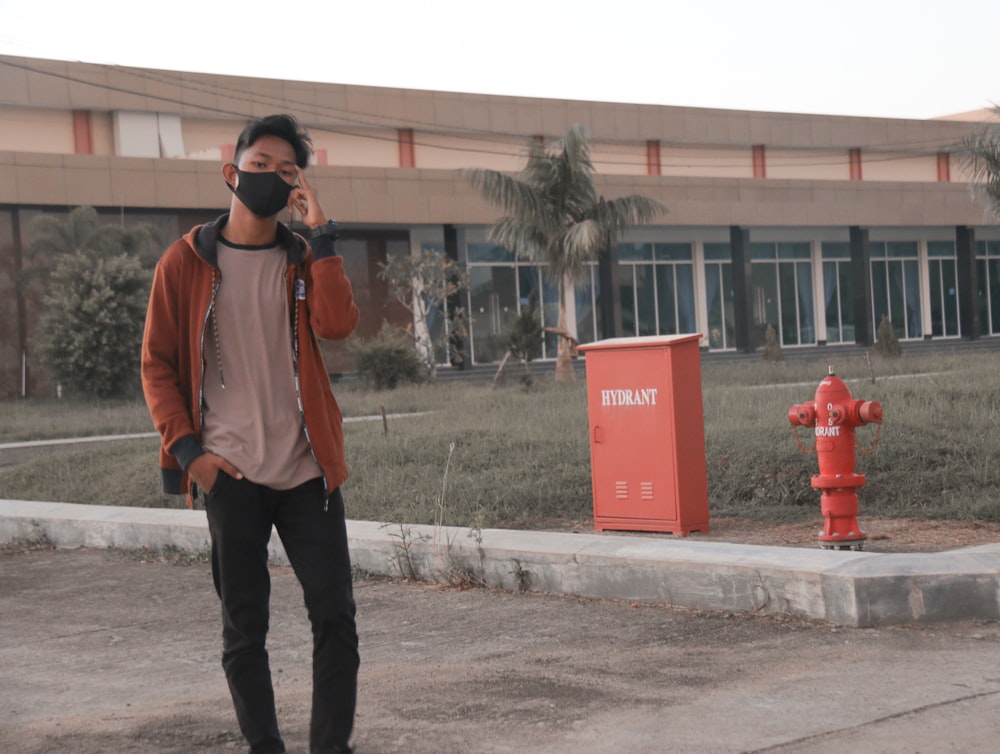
[537,516,1000,553]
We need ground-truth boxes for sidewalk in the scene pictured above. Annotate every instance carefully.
[3,545,1000,754]
[2,498,1000,627]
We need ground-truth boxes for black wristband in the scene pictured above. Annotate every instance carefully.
[309,220,338,240]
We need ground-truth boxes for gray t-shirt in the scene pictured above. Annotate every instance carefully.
[202,240,322,490]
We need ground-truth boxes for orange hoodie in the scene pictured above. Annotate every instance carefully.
[141,214,359,504]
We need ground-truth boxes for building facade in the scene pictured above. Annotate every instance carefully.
[1,54,998,397]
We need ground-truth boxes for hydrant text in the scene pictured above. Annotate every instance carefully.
[601,388,659,407]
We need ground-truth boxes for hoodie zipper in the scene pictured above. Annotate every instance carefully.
[288,266,330,510]
[198,271,221,431]
[190,270,221,502]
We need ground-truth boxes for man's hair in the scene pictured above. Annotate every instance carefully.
[234,114,313,169]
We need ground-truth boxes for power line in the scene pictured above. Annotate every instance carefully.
[0,57,985,173]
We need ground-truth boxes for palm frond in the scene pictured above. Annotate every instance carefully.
[488,218,546,261]
[963,125,1000,218]
[592,195,668,239]
[465,124,668,282]
[463,168,547,226]
[550,220,603,280]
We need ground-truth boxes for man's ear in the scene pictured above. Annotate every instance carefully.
[222,162,238,189]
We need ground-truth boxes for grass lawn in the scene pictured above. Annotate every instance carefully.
[1,349,998,529]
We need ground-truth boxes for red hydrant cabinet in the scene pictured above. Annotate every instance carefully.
[579,334,710,535]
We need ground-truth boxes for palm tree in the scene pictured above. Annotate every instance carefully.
[20,206,158,290]
[465,124,665,381]
[964,108,1000,217]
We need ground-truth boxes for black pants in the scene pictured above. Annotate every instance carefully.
[205,474,359,754]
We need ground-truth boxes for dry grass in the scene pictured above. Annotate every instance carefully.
[2,349,999,528]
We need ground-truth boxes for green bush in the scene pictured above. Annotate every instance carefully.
[37,251,151,399]
[761,324,784,362]
[348,321,425,390]
[507,304,544,365]
[874,314,902,357]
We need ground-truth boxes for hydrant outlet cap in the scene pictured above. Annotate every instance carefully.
[860,401,883,423]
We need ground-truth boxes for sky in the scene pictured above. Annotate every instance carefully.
[2,0,999,120]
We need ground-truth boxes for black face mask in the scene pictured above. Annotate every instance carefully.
[227,167,295,218]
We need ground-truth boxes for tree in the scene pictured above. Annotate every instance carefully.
[26,207,158,398]
[464,124,666,381]
[964,109,1000,218]
[21,206,158,289]
[37,251,151,398]
[378,246,470,379]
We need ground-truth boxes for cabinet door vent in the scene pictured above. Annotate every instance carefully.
[640,481,655,500]
[615,481,629,500]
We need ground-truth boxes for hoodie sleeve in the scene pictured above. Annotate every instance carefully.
[141,241,204,481]
[302,248,360,341]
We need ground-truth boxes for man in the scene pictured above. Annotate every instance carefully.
[141,113,359,754]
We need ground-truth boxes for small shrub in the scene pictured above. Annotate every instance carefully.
[874,314,902,358]
[348,321,425,390]
[761,324,784,362]
[507,304,544,367]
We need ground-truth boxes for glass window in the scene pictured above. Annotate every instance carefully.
[618,242,652,262]
[871,242,921,340]
[838,261,855,342]
[675,264,696,334]
[705,262,734,349]
[779,263,799,345]
[823,261,840,342]
[887,241,918,258]
[468,243,515,263]
[704,242,731,261]
[822,242,850,259]
[904,260,921,338]
[976,258,990,336]
[778,242,811,260]
[655,265,678,335]
[990,258,1000,334]
[576,266,598,344]
[928,241,955,258]
[654,242,692,261]
[929,257,959,337]
[751,263,779,346]
[468,266,517,363]
[752,246,814,346]
[618,264,657,337]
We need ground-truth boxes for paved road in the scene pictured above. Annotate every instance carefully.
[3,546,1000,754]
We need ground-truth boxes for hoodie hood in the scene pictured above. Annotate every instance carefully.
[189,213,309,268]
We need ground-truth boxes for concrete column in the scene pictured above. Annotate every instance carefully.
[956,225,980,340]
[810,240,827,345]
[729,226,755,353]
[849,226,874,346]
[598,244,622,339]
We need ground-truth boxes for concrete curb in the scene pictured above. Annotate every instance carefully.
[2,498,999,627]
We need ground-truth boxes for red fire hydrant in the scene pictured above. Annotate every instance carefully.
[788,369,883,550]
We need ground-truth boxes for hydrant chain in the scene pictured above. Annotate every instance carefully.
[791,424,816,455]
[858,421,882,456]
